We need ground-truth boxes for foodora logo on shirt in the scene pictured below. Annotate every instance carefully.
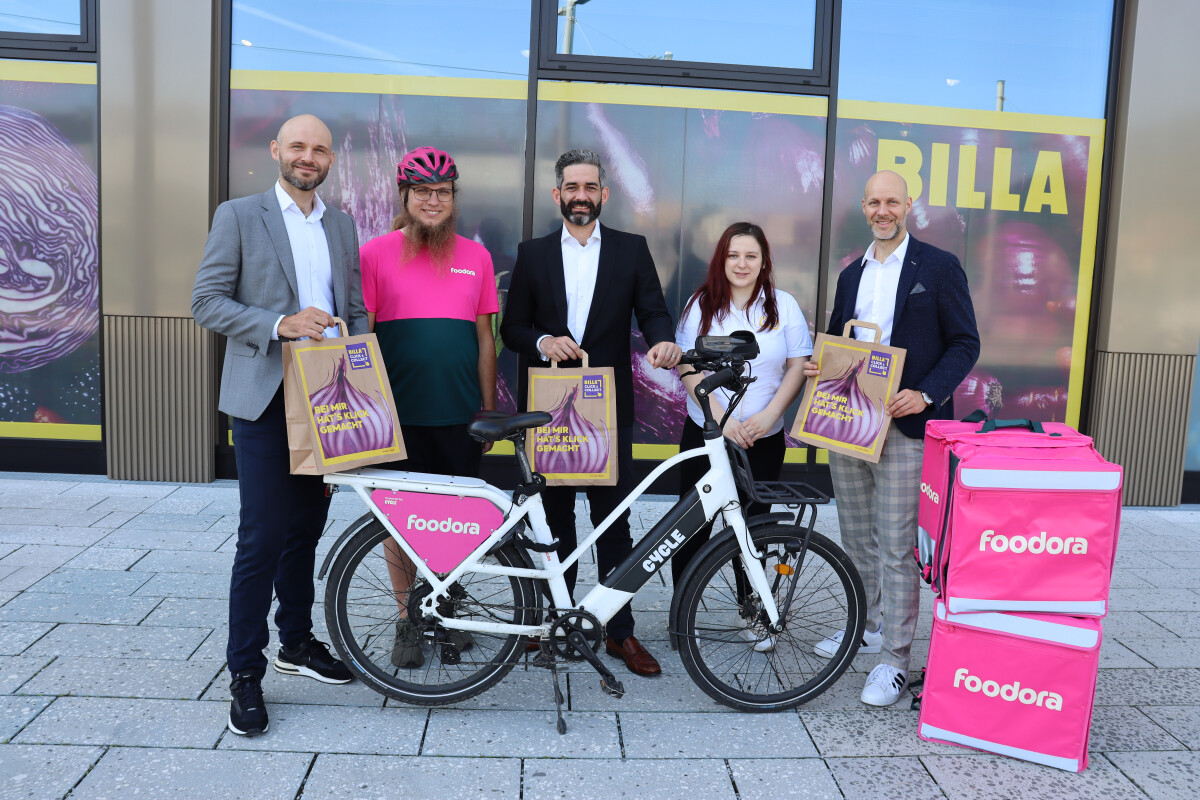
[953,667,1063,711]
[406,514,481,536]
[979,529,1089,555]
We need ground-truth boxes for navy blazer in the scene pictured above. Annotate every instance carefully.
[500,224,676,427]
[828,235,980,440]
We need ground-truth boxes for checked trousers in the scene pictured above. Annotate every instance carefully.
[828,426,924,673]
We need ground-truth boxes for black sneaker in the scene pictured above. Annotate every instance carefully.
[274,636,354,684]
[228,671,268,736]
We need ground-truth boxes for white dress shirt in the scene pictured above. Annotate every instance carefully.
[537,223,601,358]
[272,181,339,340]
[852,232,910,346]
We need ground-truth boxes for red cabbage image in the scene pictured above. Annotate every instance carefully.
[0,105,99,373]
[536,384,610,475]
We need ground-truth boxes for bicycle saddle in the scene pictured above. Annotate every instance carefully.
[467,410,552,442]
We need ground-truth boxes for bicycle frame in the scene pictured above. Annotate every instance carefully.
[323,431,782,639]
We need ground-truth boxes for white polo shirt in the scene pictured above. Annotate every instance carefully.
[676,289,813,435]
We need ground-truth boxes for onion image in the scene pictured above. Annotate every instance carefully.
[803,358,883,448]
[0,105,99,373]
[538,385,609,475]
[308,355,394,458]
[955,370,1004,418]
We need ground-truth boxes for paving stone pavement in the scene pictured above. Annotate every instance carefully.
[0,472,1198,798]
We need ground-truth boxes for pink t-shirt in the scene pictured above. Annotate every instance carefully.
[360,230,499,322]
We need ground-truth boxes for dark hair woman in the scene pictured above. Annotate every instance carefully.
[671,222,813,650]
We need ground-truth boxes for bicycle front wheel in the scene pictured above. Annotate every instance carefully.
[676,524,865,711]
[325,519,538,705]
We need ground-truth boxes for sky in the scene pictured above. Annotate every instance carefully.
[0,1,81,35]
[225,0,1113,118]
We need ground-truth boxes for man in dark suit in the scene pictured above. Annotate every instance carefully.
[192,114,364,736]
[807,170,979,707]
[500,149,682,676]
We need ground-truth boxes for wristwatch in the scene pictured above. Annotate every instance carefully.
[920,391,933,408]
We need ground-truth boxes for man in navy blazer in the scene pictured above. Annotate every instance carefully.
[501,149,682,676]
[807,170,979,707]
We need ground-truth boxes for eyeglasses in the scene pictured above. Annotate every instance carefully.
[410,187,453,201]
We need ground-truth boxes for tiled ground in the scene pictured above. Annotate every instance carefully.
[0,472,1198,798]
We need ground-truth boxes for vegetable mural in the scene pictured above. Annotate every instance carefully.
[0,75,101,432]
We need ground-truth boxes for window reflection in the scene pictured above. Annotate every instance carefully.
[840,0,1113,118]
[231,0,530,79]
[555,0,817,70]
[0,1,81,36]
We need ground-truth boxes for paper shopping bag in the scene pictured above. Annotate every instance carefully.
[283,318,405,475]
[526,352,617,486]
[791,319,906,463]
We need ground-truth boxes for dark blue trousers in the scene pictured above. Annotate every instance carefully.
[227,389,331,678]
[542,425,636,641]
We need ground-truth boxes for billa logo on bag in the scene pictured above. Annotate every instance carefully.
[979,529,1089,555]
[953,667,1063,711]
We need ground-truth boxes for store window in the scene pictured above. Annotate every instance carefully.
[539,0,831,90]
[231,0,531,79]
[839,0,1114,117]
[532,82,827,451]
[551,0,817,69]
[0,58,100,440]
[828,0,1116,429]
[0,1,94,58]
[0,1,80,35]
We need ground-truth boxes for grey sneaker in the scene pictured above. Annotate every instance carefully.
[391,619,424,668]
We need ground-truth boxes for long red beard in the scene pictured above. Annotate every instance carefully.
[395,207,458,269]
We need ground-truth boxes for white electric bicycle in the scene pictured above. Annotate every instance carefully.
[319,332,865,731]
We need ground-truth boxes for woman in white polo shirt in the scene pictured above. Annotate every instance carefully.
[671,222,813,633]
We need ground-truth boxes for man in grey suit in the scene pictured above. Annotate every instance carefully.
[192,114,366,737]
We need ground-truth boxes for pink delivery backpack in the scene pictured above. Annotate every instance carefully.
[918,600,1102,772]
[915,417,1122,615]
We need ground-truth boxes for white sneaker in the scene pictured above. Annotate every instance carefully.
[861,664,908,707]
[738,627,776,653]
[813,627,882,658]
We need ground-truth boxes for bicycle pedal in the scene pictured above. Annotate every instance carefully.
[439,643,462,665]
[600,677,625,698]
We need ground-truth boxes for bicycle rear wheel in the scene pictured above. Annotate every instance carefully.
[325,519,538,705]
[676,524,865,711]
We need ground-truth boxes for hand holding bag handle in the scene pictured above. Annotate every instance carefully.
[549,350,589,369]
[330,317,349,338]
[843,319,883,343]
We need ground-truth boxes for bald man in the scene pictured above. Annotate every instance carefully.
[805,170,979,706]
[193,114,366,736]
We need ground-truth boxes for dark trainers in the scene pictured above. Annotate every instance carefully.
[438,585,475,652]
[391,619,424,668]
[228,671,268,736]
[274,636,354,684]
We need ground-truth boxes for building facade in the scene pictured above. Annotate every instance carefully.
[0,1,1196,505]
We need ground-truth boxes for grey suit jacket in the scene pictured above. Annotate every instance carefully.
[191,186,368,421]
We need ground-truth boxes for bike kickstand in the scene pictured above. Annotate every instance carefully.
[548,657,568,735]
[565,630,625,699]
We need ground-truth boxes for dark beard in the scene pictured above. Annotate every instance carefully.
[559,196,602,226]
[398,206,459,268]
[280,158,326,192]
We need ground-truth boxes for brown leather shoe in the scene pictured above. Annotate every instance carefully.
[605,635,661,676]
[525,639,542,653]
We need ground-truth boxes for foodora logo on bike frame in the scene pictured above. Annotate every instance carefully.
[371,490,503,574]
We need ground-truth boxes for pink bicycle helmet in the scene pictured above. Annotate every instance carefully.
[396,146,458,186]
